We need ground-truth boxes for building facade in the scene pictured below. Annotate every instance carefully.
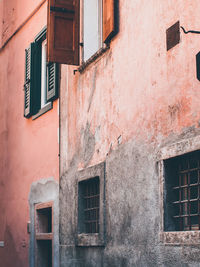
[0,1,59,266]
[2,0,200,266]
[59,0,200,266]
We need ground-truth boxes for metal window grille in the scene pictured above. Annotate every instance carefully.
[172,152,200,231]
[82,177,100,233]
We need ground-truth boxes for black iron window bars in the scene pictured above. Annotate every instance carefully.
[172,152,200,231]
[82,177,100,233]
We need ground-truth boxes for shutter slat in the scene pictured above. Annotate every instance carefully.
[47,0,80,65]
[24,43,35,118]
[47,62,58,102]
[24,42,41,118]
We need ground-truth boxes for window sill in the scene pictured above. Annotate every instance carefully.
[76,44,110,74]
[76,233,105,247]
[160,231,200,245]
[32,102,52,120]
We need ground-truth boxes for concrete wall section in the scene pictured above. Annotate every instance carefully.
[60,133,200,266]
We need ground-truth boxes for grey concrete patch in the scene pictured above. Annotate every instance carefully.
[60,135,200,266]
[28,177,59,267]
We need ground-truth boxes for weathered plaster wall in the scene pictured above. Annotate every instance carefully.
[1,0,43,45]
[60,0,200,266]
[0,1,59,266]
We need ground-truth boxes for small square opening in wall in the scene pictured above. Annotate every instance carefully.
[78,176,100,234]
[164,150,200,231]
[35,203,52,234]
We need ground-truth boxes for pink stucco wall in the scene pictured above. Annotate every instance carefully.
[0,1,59,266]
[2,0,200,265]
[64,0,200,169]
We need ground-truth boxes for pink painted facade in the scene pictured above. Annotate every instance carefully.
[2,0,200,266]
[64,2,200,165]
[0,1,59,266]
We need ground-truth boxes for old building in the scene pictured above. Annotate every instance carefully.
[58,0,200,266]
[2,0,200,266]
[0,0,59,266]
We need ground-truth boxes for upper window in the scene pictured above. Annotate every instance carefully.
[83,0,102,62]
[164,150,200,231]
[24,28,58,119]
[47,0,118,65]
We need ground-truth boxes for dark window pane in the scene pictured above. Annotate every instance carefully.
[190,186,198,200]
[191,201,198,215]
[190,171,198,184]
[189,157,198,169]
[191,216,198,225]
[180,158,188,171]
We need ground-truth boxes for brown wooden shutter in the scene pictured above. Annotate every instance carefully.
[47,0,80,65]
[103,0,118,43]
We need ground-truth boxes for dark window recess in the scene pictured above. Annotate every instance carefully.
[35,202,53,266]
[166,21,180,51]
[196,52,200,81]
[78,177,100,233]
[164,150,200,231]
[36,240,52,267]
[36,207,52,233]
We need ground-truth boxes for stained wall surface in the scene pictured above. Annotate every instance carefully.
[0,1,59,266]
[60,1,200,266]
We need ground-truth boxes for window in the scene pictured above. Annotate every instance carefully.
[78,176,100,233]
[47,0,118,65]
[76,162,105,247]
[164,150,200,231]
[35,202,53,267]
[24,27,58,119]
[83,0,102,61]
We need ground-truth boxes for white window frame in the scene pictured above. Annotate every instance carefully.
[41,39,48,109]
[32,29,53,120]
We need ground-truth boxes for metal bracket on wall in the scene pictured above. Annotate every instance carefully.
[181,26,200,35]
[73,69,78,75]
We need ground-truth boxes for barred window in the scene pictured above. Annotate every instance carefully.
[164,150,200,231]
[78,177,100,234]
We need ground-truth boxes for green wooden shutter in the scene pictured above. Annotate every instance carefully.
[24,42,42,118]
[33,41,42,113]
[24,43,34,117]
[47,62,58,102]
